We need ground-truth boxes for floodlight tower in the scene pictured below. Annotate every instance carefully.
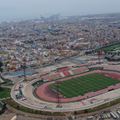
[97,50,102,64]
[56,81,62,108]
[22,57,27,81]
[97,41,101,64]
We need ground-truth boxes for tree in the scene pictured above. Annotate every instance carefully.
[0,61,3,90]
[0,61,3,77]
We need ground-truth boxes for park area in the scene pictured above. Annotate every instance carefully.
[0,88,10,99]
[51,73,120,98]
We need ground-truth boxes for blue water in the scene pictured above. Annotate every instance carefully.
[7,71,34,77]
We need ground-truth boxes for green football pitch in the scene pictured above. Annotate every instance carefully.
[51,73,120,98]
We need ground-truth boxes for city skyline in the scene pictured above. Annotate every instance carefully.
[0,0,120,21]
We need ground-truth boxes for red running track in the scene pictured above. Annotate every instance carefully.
[35,71,120,103]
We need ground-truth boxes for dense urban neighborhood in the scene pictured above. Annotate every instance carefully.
[0,14,120,72]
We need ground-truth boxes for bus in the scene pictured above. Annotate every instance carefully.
[110,112,117,119]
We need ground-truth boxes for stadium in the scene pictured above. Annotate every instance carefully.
[10,59,120,116]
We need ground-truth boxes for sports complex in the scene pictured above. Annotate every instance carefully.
[10,58,120,114]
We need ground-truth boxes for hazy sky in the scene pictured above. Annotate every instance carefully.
[0,0,120,21]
